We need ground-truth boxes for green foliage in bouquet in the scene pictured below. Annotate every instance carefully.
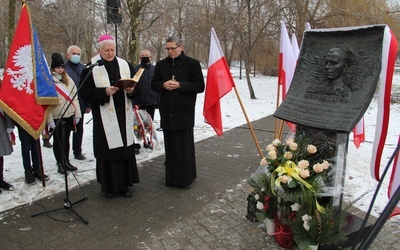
[282,202,347,249]
[248,172,278,220]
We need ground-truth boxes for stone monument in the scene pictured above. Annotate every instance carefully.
[274,25,393,249]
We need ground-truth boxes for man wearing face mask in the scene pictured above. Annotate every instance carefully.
[132,49,159,120]
[65,45,91,160]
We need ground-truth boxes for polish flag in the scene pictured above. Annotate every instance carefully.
[278,20,296,101]
[291,33,300,60]
[203,28,235,136]
[353,117,365,148]
[370,27,398,181]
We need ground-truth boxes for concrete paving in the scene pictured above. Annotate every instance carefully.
[0,115,398,249]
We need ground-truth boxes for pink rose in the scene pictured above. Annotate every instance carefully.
[313,163,324,173]
[297,160,309,169]
[285,138,294,145]
[267,150,277,160]
[260,158,268,166]
[300,169,310,178]
[279,175,290,184]
[307,144,317,154]
[266,144,275,151]
[322,160,330,170]
[288,142,298,151]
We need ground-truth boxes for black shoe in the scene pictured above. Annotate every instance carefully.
[57,163,66,175]
[24,170,36,185]
[32,168,49,181]
[120,188,132,198]
[66,162,78,171]
[105,193,114,199]
[74,153,86,160]
[0,180,14,191]
[43,139,52,148]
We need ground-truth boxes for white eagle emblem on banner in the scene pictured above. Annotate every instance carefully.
[6,44,34,95]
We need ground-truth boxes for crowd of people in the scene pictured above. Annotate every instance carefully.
[0,35,205,198]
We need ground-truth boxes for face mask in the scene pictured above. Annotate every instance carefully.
[140,57,150,67]
[52,72,62,80]
[70,54,81,64]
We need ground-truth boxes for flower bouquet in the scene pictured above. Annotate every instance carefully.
[257,135,347,249]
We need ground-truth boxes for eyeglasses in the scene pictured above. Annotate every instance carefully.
[165,46,180,51]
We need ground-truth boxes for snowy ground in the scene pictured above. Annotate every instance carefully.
[0,67,399,223]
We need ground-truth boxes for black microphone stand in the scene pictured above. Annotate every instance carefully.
[31,63,100,225]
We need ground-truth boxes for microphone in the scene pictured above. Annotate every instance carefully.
[85,59,105,69]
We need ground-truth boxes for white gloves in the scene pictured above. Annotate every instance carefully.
[75,118,80,124]
[7,128,13,134]
[48,121,56,129]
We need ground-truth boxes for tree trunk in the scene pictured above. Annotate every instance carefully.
[7,0,16,49]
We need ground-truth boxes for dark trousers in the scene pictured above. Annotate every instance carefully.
[17,126,40,171]
[72,113,84,156]
[139,105,156,120]
[53,117,73,164]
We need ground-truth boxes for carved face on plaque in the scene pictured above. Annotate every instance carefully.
[274,25,385,133]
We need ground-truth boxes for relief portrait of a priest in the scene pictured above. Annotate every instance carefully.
[305,47,355,103]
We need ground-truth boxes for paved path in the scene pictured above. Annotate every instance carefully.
[0,116,398,249]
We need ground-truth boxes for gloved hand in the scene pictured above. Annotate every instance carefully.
[48,121,55,130]
[75,118,80,124]
[6,128,13,134]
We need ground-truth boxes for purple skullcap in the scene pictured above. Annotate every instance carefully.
[98,34,114,42]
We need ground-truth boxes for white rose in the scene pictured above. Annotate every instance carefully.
[291,203,301,211]
[284,151,293,159]
[256,201,264,210]
[288,142,298,151]
[254,194,260,200]
[303,221,311,231]
[272,139,281,146]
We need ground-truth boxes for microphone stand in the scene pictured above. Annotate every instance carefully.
[31,63,99,225]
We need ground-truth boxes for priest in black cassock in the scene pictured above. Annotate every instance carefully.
[151,36,205,189]
[80,34,139,199]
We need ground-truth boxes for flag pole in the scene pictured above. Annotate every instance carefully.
[274,83,281,139]
[233,86,264,158]
[274,83,285,140]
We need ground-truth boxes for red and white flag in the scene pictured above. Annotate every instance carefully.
[388,136,400,218]
[278,20,296,101]
[0,3,58,139]
[291,33,300,60]
[278,21,297,132]
[370,26,398,181]
[352,117,365,148]
[203,28,235,136]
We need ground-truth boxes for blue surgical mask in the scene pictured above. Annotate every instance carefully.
[70,54,81,64]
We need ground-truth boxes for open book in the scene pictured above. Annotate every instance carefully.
[115,68,145,89]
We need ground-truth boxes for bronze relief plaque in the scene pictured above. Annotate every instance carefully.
[274,25,385,133]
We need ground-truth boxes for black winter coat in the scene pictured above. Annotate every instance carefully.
[79,57,135,161]
[151,52,205,130]
[132,63,159,106]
